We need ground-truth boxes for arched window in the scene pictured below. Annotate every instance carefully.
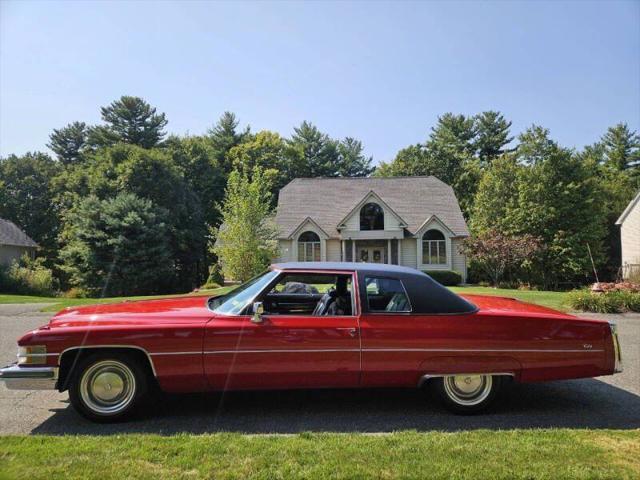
[360,203,384,231]
[298,231,321,262]
[422,229,446,264]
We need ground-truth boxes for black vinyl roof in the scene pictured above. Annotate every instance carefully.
[271,262,477,315]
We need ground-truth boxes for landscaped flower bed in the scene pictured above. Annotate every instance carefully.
[567,284,640,313]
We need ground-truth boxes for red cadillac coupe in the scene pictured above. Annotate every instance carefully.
[0,262,623,422]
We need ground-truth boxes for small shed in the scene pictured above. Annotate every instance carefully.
[0,218,38,266]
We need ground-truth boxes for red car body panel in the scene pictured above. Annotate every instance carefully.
[15,268,616,394]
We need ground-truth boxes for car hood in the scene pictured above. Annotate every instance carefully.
[459,294,575,319]
[47,295,215,328]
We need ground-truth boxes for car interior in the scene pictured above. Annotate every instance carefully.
[261,273,354,316]
[365,276,412,312]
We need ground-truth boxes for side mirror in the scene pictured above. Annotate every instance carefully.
[252,302,265,324]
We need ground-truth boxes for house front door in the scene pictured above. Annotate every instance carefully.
[358,247,384,263]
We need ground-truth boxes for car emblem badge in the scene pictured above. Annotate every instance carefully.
[583,344,592,350]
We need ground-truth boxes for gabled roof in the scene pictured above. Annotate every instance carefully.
[274,176,469,238]
[0,219,38,248]
[288,217,330,240]
[415,214,456,237]
[336,190,407,229]
[616,191,640,225]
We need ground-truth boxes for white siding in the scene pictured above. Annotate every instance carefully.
[326,239,342,262]
[451,237,467,283]
[621,201,640,270]
[275,239,293,263]
[400,238,417,269]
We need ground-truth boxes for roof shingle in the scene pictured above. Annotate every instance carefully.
[0,219,38,248]
[274,176,469,238]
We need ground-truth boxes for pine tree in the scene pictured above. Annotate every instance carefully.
[474,111,513,165]
[59,193,173,296]
[208,112,250,174]
[601,123,640,171]
[48,121,88,165]
[288,121,340,177]
[337,137,374,177]
[88,96,168,148]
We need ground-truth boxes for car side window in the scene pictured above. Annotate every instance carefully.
[365,277,411,313]
[261,273,354,316]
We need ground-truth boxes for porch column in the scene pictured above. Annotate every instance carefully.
[341,240,346,262]
[398,238,402,266]
[387,239,392,264]
[352,240,356,263]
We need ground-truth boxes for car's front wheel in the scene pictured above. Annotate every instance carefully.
[68,352,149,422]
[432,374,502,414]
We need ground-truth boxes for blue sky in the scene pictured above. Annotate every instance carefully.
[1,0,638,163]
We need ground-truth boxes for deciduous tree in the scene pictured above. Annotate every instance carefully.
[0,152,61,266]
[213,168,278,282]
[461,229,541,286]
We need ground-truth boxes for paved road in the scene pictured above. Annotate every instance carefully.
[1,304,638,435]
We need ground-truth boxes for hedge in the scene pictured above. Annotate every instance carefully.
[423,270,462,286]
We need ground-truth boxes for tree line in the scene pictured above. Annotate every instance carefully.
[0,95,638,294]
[376,113,639,288]
[0,96,373,295]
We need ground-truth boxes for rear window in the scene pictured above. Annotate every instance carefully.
[365,277,411,313]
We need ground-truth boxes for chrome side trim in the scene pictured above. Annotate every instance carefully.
[0,364,59,390]
[201,348,604,354]
[204,348,361,354]
[16,353,59,358]
[363,348,604,353]
[149,351,201,356]
[418,372,515,388]
[58,345,158,377]
[609,322,623,373]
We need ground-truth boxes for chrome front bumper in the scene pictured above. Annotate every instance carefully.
[0,363,58,390]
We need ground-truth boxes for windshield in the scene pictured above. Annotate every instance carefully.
[211,270,279,315]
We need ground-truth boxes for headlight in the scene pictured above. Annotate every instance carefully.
[17,345,48,365]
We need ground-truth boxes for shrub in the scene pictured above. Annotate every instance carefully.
[62,287,90,298]
[0,255,56,296]
[567,289,640,313]
[201,282,221,290]
[424,270,462,286]
[206,263,225,286]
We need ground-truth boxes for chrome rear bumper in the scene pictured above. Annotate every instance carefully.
[0,363,58,390]
[609,322,623,373]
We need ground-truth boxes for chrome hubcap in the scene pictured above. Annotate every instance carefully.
[443,375,492,406]
[80,360,136,415]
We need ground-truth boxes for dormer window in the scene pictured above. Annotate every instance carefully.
[298,231,321,262]
[360,203,384,231]
[422,229,446,264]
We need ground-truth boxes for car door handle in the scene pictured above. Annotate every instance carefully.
[338,328,357,337]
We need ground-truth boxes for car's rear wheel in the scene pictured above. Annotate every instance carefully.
[433,374,502,414]
[68,352,149,422]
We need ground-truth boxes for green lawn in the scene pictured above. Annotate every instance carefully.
[0,287,233,313]
[450,286,569,311]
[0,430,638,479]
[0,285,569,313]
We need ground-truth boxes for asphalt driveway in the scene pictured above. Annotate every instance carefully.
[1,304,638,435]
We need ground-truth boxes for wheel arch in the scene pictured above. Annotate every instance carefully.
[57,345,157,392]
